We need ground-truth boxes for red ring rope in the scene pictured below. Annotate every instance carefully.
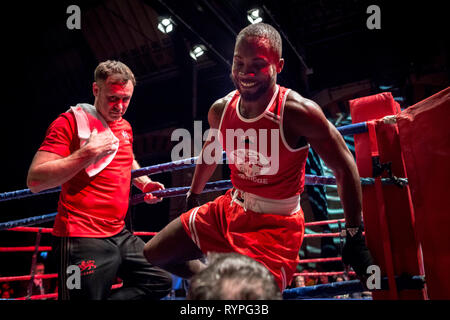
[0,273,57,283]
[0,246,52,252]
[299,257,342,264]
[4,218,346,234]
[293,271,356,277]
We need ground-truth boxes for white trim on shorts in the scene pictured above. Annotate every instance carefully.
[188,207,202,250]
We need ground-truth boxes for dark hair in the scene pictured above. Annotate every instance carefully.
[236,23,282,60]
[94,60,136,86]
[187,252,282,300]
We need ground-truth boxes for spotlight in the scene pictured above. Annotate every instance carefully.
[158,17,175,34]
[190,44,207,61]
[247,8,263,24]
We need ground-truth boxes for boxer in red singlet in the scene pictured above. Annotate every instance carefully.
[143,23,372,291]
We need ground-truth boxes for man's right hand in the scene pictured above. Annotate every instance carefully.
[84,128,118,162]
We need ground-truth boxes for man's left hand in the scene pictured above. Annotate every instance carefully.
[342,225,375,285]
[142,181,165,204]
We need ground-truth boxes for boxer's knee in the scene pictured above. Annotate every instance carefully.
[143,240,163,266]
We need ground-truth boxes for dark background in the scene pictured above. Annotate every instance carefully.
[0,0,448,291]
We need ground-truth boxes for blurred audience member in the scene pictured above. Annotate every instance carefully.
[187,253,282,300]
[291,275,306,288]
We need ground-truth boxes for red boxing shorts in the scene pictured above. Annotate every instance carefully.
[180,189,305,290]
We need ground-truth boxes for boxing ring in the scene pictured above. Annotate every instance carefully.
[0,88,448,300]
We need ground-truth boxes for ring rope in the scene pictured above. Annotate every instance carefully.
[130,180,233,205]
[0,186,61,203]
[0,174,407,203]
[0,239,346,253]
[0,265,354,285]
[283,279,366,299]
[0,246,52,252]
[298,257,342,264]
[14,293,58,300]
[294,271,355,277]
[2,282,124,300]
[0,234,344,252]
[6,227,53,233]
[4,219,345,234]
[1,212,348,234]
[283,275,425,299]
[0,273,57,283]
[0,213,57,231]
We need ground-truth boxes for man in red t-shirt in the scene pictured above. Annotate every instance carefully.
[27,60,171,300]
[143,23,373,292]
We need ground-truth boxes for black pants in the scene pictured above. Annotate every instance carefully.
[52,228,172,300]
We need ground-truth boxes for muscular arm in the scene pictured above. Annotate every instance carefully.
[189,98,227,194]
[284,92,362,227]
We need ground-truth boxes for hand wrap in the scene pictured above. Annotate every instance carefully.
[342,225,375,279]
[185,191,201,211]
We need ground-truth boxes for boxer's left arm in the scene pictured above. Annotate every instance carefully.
[284,93,362,227]
[131,156,164,204]
[284,92,373,279]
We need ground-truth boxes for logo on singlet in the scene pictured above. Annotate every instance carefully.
[229,149,271,181]
[170,121,280,176]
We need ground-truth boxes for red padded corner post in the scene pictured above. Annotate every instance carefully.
[349,92,426,300]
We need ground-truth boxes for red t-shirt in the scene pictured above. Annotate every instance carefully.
[39,111,134,237]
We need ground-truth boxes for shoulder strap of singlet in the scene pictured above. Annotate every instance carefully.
[218,90,239,132]
[264,85,289,124]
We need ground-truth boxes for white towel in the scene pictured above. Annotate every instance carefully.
[69,104,119,177]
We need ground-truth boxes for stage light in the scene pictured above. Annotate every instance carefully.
[158,17,175,34]
[190,44,207,61]
[247,8,263,24]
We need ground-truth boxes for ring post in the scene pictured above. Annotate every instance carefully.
[349,92,426,300]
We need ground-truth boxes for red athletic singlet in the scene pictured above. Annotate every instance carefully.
[219,85,309,199]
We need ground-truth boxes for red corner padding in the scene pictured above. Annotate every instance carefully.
[397,87,450,300]
[350,92,426,300]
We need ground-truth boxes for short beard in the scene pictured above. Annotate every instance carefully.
[230,73,273,101]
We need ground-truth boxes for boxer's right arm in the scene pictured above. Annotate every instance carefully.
[188,98,226,196]
[27,128,116,193]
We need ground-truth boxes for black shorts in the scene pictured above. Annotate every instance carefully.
[52,228,172,300]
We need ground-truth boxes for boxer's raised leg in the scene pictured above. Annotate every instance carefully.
[143,217,205,278]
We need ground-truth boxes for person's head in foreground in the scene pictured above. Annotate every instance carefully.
[187,252,282,300]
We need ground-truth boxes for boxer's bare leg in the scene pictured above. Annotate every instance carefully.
[143,217,206,278]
